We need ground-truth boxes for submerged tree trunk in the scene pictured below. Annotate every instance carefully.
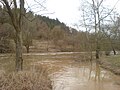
[16,30,23,71]
[112,48,116,55]
[25,45,29,53]
[110,42,116,55]
[109,39,116,55]
[96,49,99,59]
[96,42,100,59]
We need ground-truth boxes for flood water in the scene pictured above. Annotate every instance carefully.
[25,52,120,90]
[50,62,120,90]
[1,52,120,90]
[37,54,120,90]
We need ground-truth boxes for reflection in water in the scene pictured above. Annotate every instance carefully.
[48,60,120,90]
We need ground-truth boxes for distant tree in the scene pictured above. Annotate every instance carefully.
[22,30,32,53]
[0,23,13,53]
[51,26,65,41]
[34,16,49,40]
[22,11,35,53]
[51,25,65,50]
[102,12,120,55]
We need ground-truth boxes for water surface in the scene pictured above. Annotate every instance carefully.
[42,59,120,90]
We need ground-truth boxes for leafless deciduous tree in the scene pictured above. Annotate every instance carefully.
[1,0,25,71]
[80,0,119,59]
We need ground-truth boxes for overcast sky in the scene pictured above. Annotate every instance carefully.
[27,0,120,29]
[46,0,80,27]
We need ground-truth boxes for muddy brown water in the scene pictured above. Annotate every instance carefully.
[38,57,120,90]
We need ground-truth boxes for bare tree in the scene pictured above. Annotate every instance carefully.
[80,0,119,59]
[102,12,120,55]
[1,0,25,71]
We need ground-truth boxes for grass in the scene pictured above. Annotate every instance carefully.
[102,55,120,68]
[0,53,52,90]
[0,71,52,90]
[0,54,15,72]
[99,55,120,75]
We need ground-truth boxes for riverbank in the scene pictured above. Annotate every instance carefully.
[0,53,53,90]
[99,55,120,75]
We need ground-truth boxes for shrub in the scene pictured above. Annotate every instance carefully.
[0,39,13,53]
[0,71,52,90]
[105,51,110,56]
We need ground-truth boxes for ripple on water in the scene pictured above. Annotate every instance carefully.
[50,63,120,90]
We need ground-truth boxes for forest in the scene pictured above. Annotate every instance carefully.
[1,2,120,55]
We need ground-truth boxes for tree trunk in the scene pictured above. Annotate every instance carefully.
[2,0,25,72]
[16,30,23,71]
[111,42,116,55]
[26,45,29,53]
[96,45,100,59]
[112,48,116,55]
[96,49,99,59]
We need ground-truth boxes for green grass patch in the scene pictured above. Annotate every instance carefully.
[102,55,120,68]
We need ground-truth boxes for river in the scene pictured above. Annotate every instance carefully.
[37,53,120,90]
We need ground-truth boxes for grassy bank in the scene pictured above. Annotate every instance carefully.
[99,55,120,75]
[0,54,52,90]
[0,71,52,90]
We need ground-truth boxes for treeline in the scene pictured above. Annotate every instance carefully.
[0,6,87,53]
[0,5,120,54]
